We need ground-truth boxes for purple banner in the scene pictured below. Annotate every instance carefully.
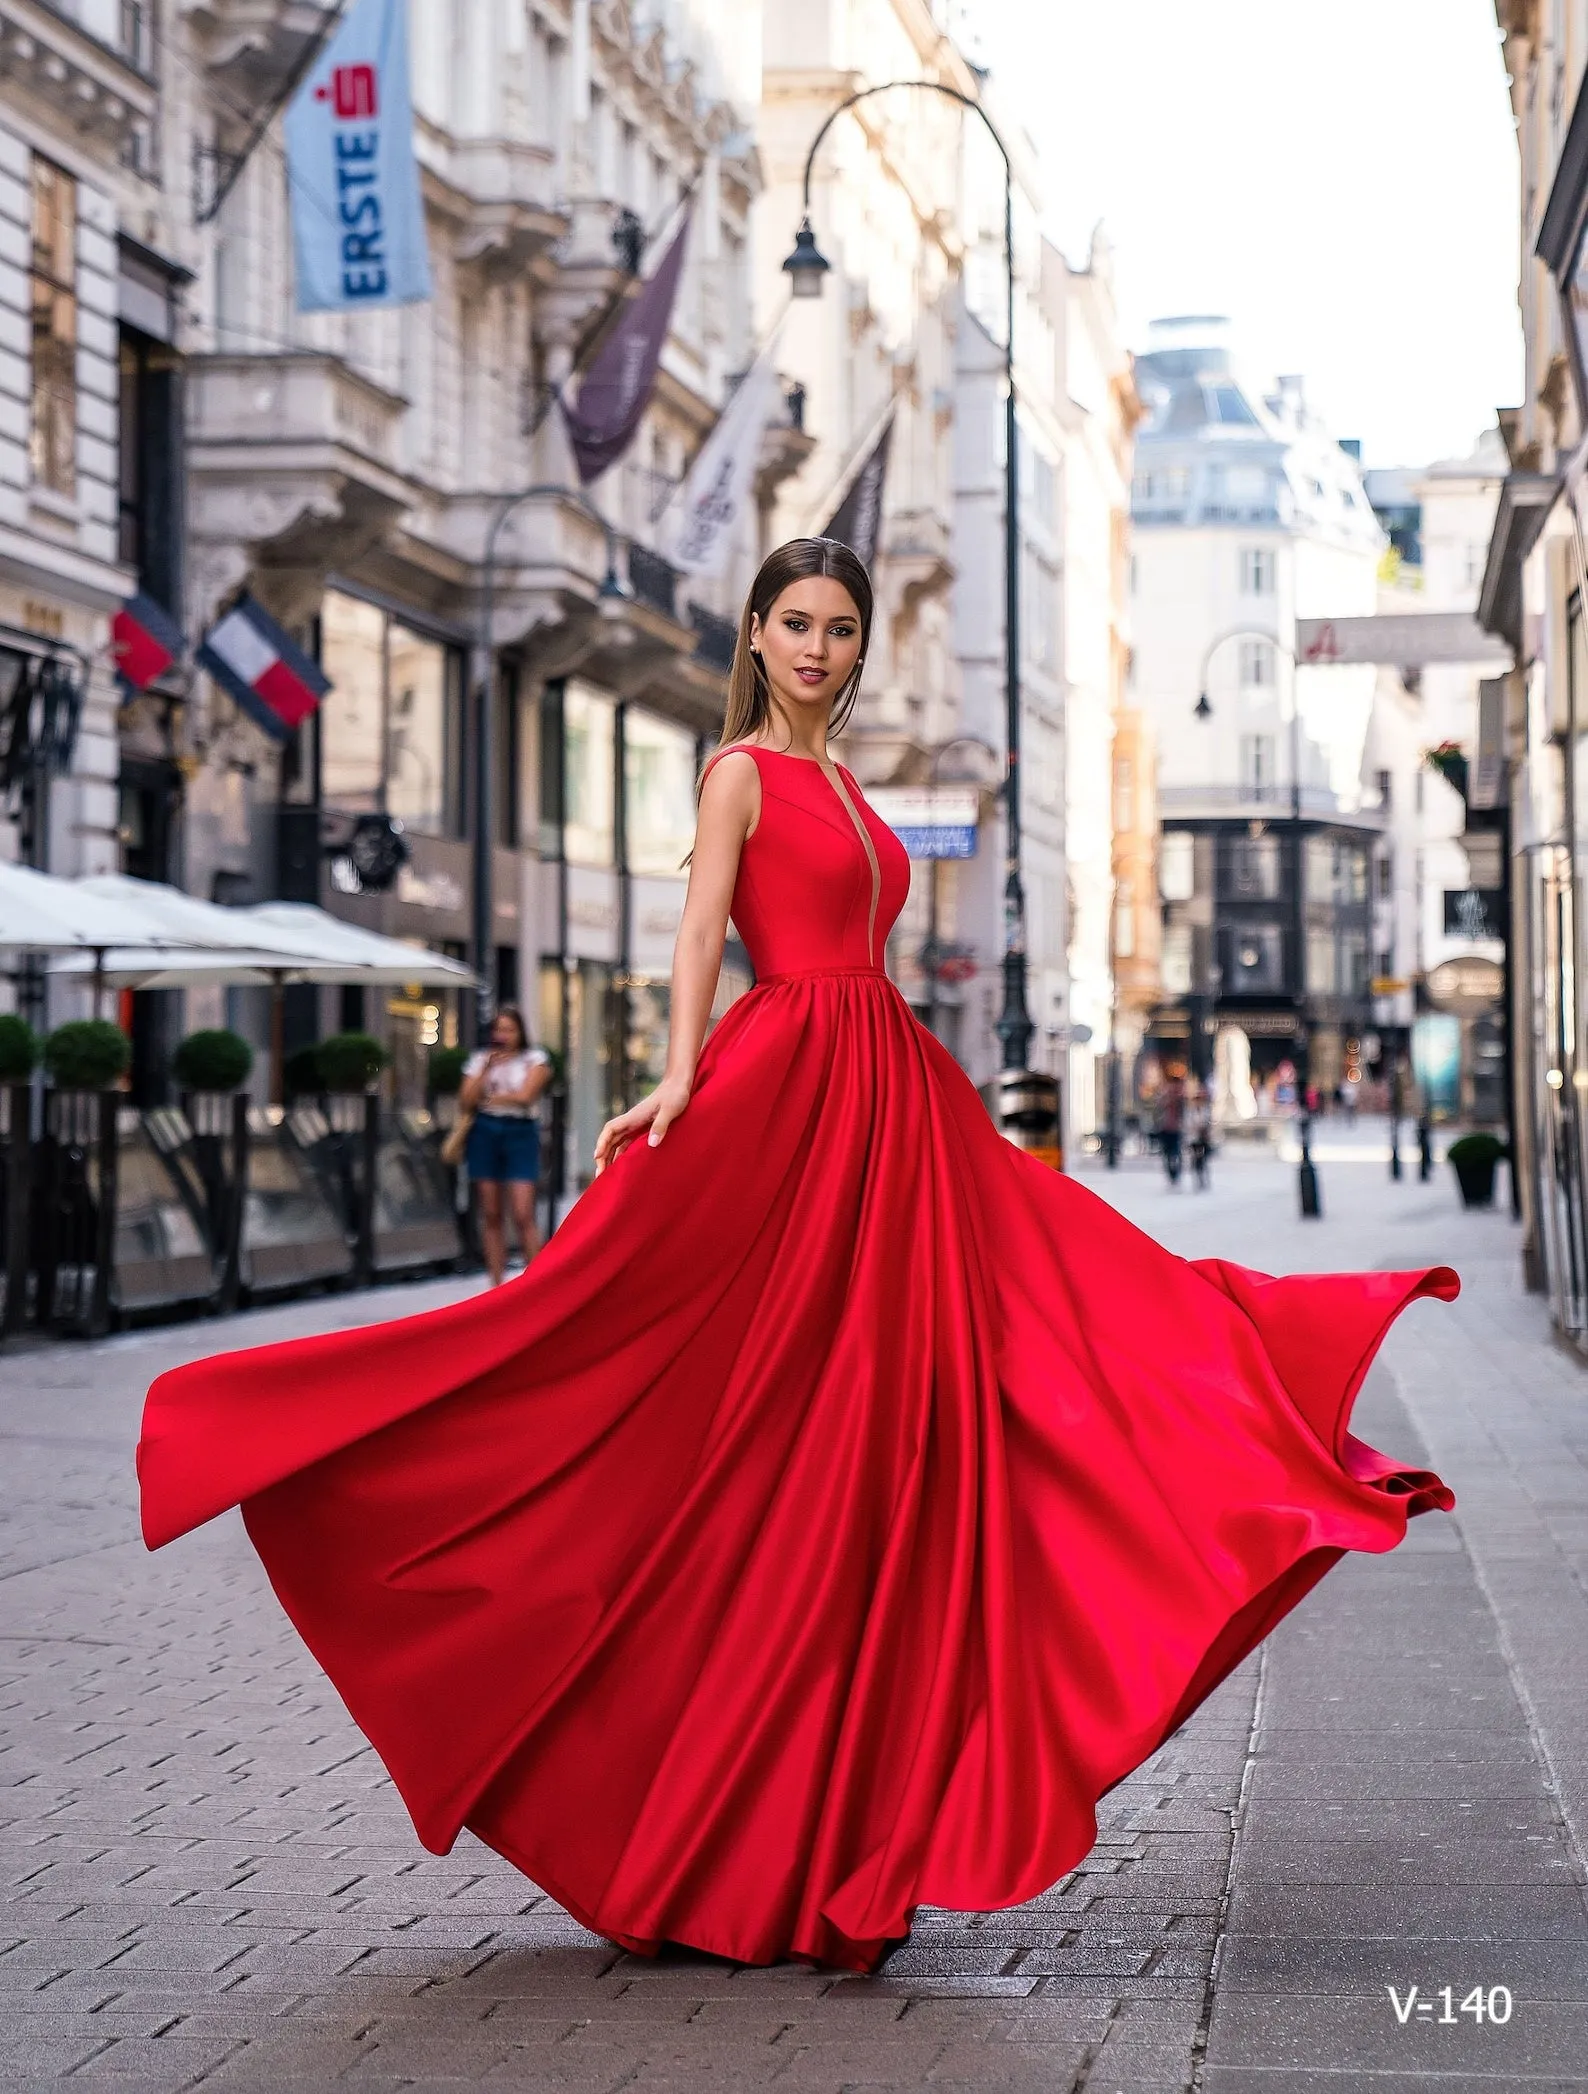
[562,213,691,484]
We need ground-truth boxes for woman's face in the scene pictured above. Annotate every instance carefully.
[491,1013,522,1051]
[749,577,864,728]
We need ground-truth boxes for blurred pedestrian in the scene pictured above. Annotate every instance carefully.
[1157,1066,1186,1187]
[460,1005,553,1286]
[1188,1078,1213,1191]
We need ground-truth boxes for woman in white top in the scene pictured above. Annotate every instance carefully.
[459,1005,553,1287]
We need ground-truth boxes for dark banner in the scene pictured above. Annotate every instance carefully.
[822,412,893,568]
[561,212,691,484]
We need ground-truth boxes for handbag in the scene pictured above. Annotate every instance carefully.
[439,1108,475,1169]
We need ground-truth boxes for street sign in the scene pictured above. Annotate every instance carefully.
[1295,613,1512,668]
[866,787,979,859]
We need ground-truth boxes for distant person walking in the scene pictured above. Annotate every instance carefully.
[1188,1078,1213,1191]
[460,1006,553,1286]
[1157,1068,1187,1188]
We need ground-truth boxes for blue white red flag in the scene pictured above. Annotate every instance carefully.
[198,596,330,744]
[283,0,432,313]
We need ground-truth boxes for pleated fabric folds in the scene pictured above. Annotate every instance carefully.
[139,968,1454,1971]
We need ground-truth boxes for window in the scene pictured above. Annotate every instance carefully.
[386,623,453,835]
[1227,922,1284,993]
[1211,385,1258,427]
[1113,755,1134,834]
[320,593,385,809]
[1114,879,1135,960]
[1225,835,1279,899]
[1239,733,1275,796]
[30,156,77,496]
[1238,545,1276,594]
[318,590,463,834]
[1238,638,1274,687]
[564,679,616,867]
[1159,830,1195,902]
[1306,926,1337,993]
[1305,836,1369,903]
[623,707,697,874]
[1161,920,1193,996]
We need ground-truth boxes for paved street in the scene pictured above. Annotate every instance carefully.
[3,1124,1587,2091]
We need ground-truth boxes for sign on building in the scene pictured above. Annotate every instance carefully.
[864,788,979,859]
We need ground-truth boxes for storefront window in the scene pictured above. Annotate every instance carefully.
[320,592,385,809]
[386,623,452,834]
[567,958,623,1187]
[624,707,697,873]
[564,680,616,866]
[318,591,461,833]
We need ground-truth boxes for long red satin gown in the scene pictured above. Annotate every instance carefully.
[138,742,1457,1973]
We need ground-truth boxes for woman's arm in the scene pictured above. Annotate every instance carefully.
[496,1060,555,1108]
[593,752,757,1172]
[458,1056,492,1109]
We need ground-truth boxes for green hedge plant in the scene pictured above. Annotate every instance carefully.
[44,1019,131,1091]
[283,1044,323,1098]
[1446,1131,1507,1166]
[172,1028,254,1093]
[317,1031,391,1093]
[427,1045,469,1097]
[0,1014,40,1083]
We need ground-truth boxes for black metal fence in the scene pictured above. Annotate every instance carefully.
[0,1087,469,1343]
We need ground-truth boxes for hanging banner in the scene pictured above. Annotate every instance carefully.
[822,411,894,568]
[283,0,432,313]
[562,212,691,484]
[666,328,783,577]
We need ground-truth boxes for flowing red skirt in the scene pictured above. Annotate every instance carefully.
[138,971,1456,1971]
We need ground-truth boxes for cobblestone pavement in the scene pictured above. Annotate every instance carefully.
[2,1124,1585,2091]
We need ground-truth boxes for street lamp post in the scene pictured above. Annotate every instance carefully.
[469,487,624,1042]
[781,78,1032,1076]
[1195,625,1321,1219]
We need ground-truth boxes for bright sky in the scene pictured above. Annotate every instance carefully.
[977,0,1525,471]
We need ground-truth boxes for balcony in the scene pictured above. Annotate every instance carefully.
[0,0,157,159]
[188,353,417,598]
[176,0,327,102]
[1159,783,1382,829]
[422,133,565,270]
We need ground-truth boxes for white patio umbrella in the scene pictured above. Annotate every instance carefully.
[0,862,195,955]
[51,885,476,1099]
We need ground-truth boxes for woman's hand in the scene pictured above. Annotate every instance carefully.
[594,1076,693,1174]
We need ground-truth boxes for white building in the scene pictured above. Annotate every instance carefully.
[70,0,810,1189]
[0,3,156,963]
[1130,316,1387,1100]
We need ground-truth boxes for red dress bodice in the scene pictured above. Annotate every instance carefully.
[701,743,913,980]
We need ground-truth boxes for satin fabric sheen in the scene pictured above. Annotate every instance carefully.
[137,742,1457,1973]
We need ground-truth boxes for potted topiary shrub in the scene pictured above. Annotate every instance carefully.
[427,1045,469,1098]
[283,1043,323,1099]
[1447,1130,1507,1209]
[0,1013,39,1084]
[318,1031,390,1093]
[43,1019,131,1092]
[172,1028,254,1096]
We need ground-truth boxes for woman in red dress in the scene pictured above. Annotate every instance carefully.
[138,537,1456,1975]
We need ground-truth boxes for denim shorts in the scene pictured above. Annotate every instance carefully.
[466,1112,542,1184]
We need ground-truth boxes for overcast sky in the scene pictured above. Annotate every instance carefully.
[975,0,1525,470]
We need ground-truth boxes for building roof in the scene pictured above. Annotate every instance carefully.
[1131,317,1383,552]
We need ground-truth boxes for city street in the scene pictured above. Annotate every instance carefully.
[3,1127,1587,2092]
